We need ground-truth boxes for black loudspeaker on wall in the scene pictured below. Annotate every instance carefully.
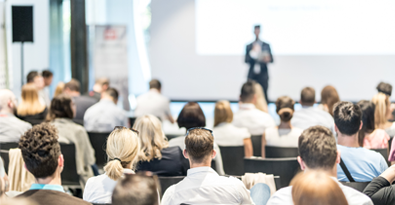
[11,6,33,86]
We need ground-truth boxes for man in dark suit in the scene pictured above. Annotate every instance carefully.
[245,25,273,103]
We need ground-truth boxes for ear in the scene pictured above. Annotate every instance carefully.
[212,149,217,159]
[359,121,363,130]
[334,124,339,134]
[297,156,306,171]
[7,100,13,109]
[58,154,64,168]
[335,150,341,164]
[183,149,189,159]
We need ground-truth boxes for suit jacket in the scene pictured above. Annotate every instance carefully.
[245,40,273,75]
[18,190,92,205]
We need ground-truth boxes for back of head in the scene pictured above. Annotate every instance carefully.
[300,87,315,106]
[54,82,65,97]
[18,123,61,179]
[95,78,110,90]
[104,128,140,180]
[372,93,390,128]
[185,128,214,163]
[46,94,74,121]
[103,87,119,102]
[377,82,392,96]
[64,79,80,92]
[149,79,161,90]
[214,100,233,127]
[275,96,295,122]
[26,71,39,83]
[320,85,340,116]
[357,100,376,146]
[133,115,168,162]
[177,102,206,129]
[291,171,348,205]
[0,89,15,112]
[333,101,362,135]
[298,126,337,170]
[18,84,44,116]
[240,81,256,103]
[42,70,53,79]
[112,173,159,205]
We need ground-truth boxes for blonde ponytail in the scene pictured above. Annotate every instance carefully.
[104,160,124,180]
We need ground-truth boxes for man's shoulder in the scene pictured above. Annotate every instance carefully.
[267,186,293,205]
[18,190,91,205]
[340,184,373,205]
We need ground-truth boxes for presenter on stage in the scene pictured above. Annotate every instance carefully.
[245,25,273,103]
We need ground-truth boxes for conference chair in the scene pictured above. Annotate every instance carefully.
[60,143,81,188]
[265,146,299,158]
[372,148,390,166]
[340,182,370,192]
[88,132,111,169]
[129,117,137,127]
[159,176,185,198]
[251,135,262,157]
[219,146,245,176]
[244,157,300,189]
[0,143,19,173]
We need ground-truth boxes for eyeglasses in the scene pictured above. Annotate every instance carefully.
[113,126,139,135]
[185,127,214,137]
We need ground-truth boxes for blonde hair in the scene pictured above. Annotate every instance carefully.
[291,171,348,205]
[372,93,390,129]
[254,83,268,113]
[104,128,140,181]
[54,82,65,97]
[214,100,233,127]
[133,115,169,162]
[17,84,45,116]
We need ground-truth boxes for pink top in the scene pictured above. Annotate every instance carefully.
[363,129,390,149]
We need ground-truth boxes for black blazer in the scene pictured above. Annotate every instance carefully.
[245,41,273,74]
[363,176,395,205]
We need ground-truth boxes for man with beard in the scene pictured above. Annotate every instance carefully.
[0,89,32,142]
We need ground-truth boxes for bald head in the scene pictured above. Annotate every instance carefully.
[0,89,17,114]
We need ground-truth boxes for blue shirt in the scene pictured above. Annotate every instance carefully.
[30,184,65,193]
[337,145,388,182]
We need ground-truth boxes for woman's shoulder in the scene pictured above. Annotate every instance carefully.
[373,129,390,138]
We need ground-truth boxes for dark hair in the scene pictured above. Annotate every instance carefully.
[377,82,392,96]
[42,70,53,78]
[357,100,376,146]
[321,85,340,116]
[104,87,119,101]
[185,128,213,163]
[240,81,256,102]
[333,101,362,135]
[301,87,315,105]
[298,126,337,170]
[18,123,61,178]
[26,71,39,83]
[112,173,159,205]
[254,25,260,30]
[149,79,161,90]
[46,94,74,121]
[64,79,80,92]
[275,96,295,122]
[177,102,206,129]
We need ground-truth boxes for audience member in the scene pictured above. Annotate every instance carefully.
[17,84,48,125]
[0,175,4,199]
[291,87,334,131]
[46,94,95,185]
[54,82,65,97]
[134,79,175,123]
[42,70,53,105]
[357,100,390,148]
[88,77,109,101]
[372,93,395,136]
[168,102,225,175]
[364,165,395,205]
[0,89,32,143]
[267,125,373,205]
[84,87,128,132]
[26,71,47,106]
[334,101,387,182]
[162,128,261,205]
[84,127,140,204]
[16,123,91,205]
[263,96,303,157]
[213,100,253,157]
[291,171,348,205]
[233,81,275,135]
[253,82,268,113]
[134,115,189,175]
[63,79,97,125]
[319,85,340,116]
[377,82,392,96]
[112,173,159,205]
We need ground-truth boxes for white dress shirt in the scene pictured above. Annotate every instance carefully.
[83,169,135,203]
[213,122,251,146]
[134,89,172,121]
[264,127,303,147]
[266,177,373,205]
[291,106,334,131]
[233,103,276,135]
[0,113,32,143]
[161,167,255,205]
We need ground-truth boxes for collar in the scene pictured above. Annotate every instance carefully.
[0,112,13,117]
[100,98,115,104]
[239,103,256,110]
[149,89,160,94]
[30,184,65,193]
[53,118,73,123]
[123,169,135,174]
[187,166,218,176]
[301,105,314,109]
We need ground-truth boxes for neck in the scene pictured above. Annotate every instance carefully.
[0,109,12,115]
[278,121,292,129]
[101,96,114,103]
[189,160,212,169]
[69,91,80,97]
[306,167,337,178]
[255,37,259,41]
[35,174,61,186]
[337,132,360,148]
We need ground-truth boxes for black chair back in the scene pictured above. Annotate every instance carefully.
[340,182,370,192]
[219,146,245,175]
[88,132,110,169]
[0,143,19,173]
[60,143,80,187]
[266,146,299,158]
[244,157,300,189]
[251,135,262,157]
[159,176,185,198]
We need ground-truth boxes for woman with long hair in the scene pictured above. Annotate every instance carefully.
[372,93,395,136]
[254,83,268,113]
[83,127,140,203]
[134,115,188,176]
[319,85,340,116]
[17,84,47,125]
